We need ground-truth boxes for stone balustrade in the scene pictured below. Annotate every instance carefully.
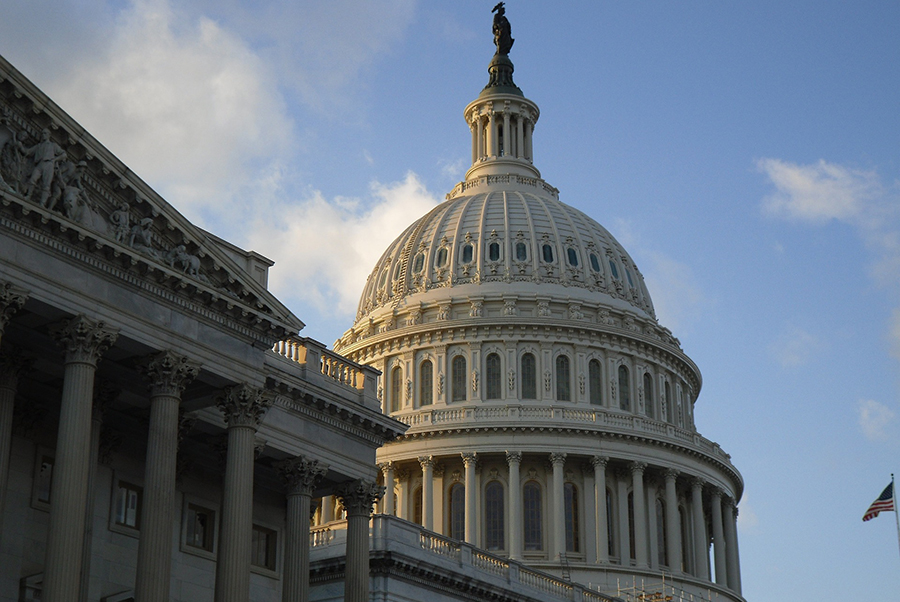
[272,336,380,409]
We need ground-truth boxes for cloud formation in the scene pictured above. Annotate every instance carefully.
[769,325,822,368]
[857,399,895,442]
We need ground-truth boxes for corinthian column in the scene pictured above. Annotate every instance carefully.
[630,462,648,568]
[214,384,271,602]
[336,479,384,602]
[663,469,682,573]
[378,462,395,515]
[549,452,567,559]
[727,504,742,593]
[277,456,327,602]
[591,456,609,564]
[44,316,118,602]
[0,281,28,347]
[0,352,29,541]
[462,452,477,544]
[506,451,522,560]
[135,351,200,602]
[710,487,727,586]
[418,455,434,530]
[690,477,709,580]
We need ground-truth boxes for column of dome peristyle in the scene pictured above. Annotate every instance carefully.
[135,351,200,602]
[277,456,327,602]
[215,384,272,602]
[336,480,384,602]
[44,315,118,602]
[464,93,541,181]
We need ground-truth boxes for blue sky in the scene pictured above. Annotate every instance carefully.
[2,1,899,599]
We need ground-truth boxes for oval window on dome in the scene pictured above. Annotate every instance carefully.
[436,248,448,268]
[566,248,579,267]
[589,253,601,272]
[516,242,528,261]
[378,267,389,288]
[608,259,620,280]
[625,268,635,287]
[488,242,500,262]
[461,243,474,264]
[542,244,554,263]
[413,252,425,273]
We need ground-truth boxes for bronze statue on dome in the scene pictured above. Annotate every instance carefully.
[492,2,514,55]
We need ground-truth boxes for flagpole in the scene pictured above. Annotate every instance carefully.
[893,474,900,560]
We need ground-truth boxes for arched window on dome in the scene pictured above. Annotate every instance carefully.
[656,498,668,567]
[461,243,474,264]
[625,268,635,288]
[451,355,467,402]
[627,492,636,561]
[564,482,580,552]
[643,372,655,419]
[486,353,502,400]
[449,483,465,540]
[523,481,543,551]
[542,244,554,263]
[606,488,615,557]
[677,386,685,427]
[618,365,631,411]
[521,353,537,399]
[413,486,423,526]
[394,261,403,280]
[436,247,448,268]
[488,241,501,262]
[556,355,571,401]
[419,360,433,406]
[379,267,390,289]
[590,252,601,273]
[390,366,402,413]
[485,481,505,550]
[515,242,528,261]
[608,259,620,280]
[665,381,673,424]
[413,252,425,273]
[566,247,579,267]
[589,359,603,405]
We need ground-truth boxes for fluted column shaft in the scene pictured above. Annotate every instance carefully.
[502,111,511,156]
[631,462,648,568]
[664,469,682,573]
[278,457,327,602]
[476,119,485,161]
[592,456,609,564]
[726,504,742,593]
[135,352,199,602]
[336,480,383,602]
[711,489,727,586]
[616,470,630,563]
[215,385,270,602]
[462,453,477,544]
[0,353,27,543]
[550,453,566,559]
[515,115,524,159]
[44,316,117,602]
[506,452,522,560]
[379,463,395,515]
[419,456,434,530]
[690,478,709,580]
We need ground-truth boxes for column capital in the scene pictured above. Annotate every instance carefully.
[629,461,647,475]
[377,461,394,475]
[417,455,434,470]
[590,455,609,470]
[335,479,384,517]
[709,485,723,499]
[140,350,200,397]
[549,452,567,467]
[276,456,328,496]
[217,383,271,429]
[0,281,28,335]
[690,475,706,490]
[461,452,478,467]
[0,350,31,389]
[664,467,680,482]
[723,495,737,510]
[506,451,522,465]
[52,315,119,365]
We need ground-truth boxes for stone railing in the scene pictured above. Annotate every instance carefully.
[392,405,732,466]
[272,335,380,409]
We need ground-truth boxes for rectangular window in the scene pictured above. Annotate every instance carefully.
[35,454,54,504]
[251,524,278,571]
[185,504,216,552]
[114,482,142,529]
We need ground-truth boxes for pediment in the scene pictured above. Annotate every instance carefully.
[0,54,303,342]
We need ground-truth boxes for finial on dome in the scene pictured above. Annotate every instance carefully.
[482,3,522,97]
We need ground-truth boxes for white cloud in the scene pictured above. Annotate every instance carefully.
[736,496,759,532]
[769,325,822,368]
[247,172,440,318]
[758,158,880,223]
[857,399,895,442]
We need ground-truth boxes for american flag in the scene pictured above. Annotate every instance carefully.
[862,482,895,522]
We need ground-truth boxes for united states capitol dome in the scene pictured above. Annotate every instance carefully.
[329,10,744,599]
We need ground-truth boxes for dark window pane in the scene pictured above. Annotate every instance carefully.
[521,353,537,399]
[486,353,501,400]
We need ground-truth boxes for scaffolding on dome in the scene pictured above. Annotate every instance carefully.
[591,575,726,602]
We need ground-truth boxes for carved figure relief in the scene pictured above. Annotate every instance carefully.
[508,369,516,391]
[472,370,479,393]
[544,370,552,392]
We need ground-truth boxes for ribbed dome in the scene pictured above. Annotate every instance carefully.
[353,183,655,328]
